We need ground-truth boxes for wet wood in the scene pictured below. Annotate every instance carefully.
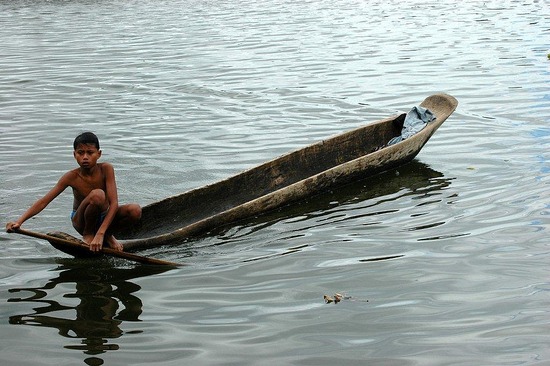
[11,228,181,266]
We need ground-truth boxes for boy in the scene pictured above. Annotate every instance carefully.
[5,132,141,252]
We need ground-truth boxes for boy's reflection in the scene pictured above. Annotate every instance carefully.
[8,261,170,357]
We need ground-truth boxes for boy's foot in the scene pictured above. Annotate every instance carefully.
[82,234,95,244]
[106,235,124,251]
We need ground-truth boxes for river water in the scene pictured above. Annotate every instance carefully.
[1,1,549,365]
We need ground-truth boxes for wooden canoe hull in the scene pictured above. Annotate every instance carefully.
[117,93,458,250]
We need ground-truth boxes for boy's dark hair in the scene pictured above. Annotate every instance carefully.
[74,132,100,150]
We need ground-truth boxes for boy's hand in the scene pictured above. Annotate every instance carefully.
[6,222,21,233]
[89,233,104,252]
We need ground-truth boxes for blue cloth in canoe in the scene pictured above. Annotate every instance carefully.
[388,106,436,145]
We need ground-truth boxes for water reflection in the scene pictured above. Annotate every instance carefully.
[8,262,170,365]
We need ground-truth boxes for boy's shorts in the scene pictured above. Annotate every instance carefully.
[70,210,107,226]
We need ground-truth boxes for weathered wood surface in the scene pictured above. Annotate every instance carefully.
[115,93,458,250]
[11,228,181,266]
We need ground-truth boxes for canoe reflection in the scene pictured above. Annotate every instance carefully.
[162,160,455,263]
[8,263,170,359]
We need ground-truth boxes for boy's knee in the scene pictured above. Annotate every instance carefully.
[88,189,106,206]
[120,204,141,222]
[129,204,142,221]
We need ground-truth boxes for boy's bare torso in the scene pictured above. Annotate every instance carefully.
[68,163,108,210]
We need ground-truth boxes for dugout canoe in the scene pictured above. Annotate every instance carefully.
[113,93,457,251]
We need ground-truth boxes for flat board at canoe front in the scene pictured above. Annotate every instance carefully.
[11,228,180,266]
[116,93,458,251]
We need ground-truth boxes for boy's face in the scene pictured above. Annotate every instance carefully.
[73,143,101,169]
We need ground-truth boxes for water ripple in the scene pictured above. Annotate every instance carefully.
[1,0,549,365]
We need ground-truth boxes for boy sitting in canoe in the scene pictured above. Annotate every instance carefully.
[5,132,141,252]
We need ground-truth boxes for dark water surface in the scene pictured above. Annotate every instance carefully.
[1,0,549,365]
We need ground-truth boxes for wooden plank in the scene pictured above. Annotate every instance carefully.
[10,228,181,266]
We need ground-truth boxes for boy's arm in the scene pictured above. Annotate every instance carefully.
[89,163,119,250]
[6,174,70,232]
